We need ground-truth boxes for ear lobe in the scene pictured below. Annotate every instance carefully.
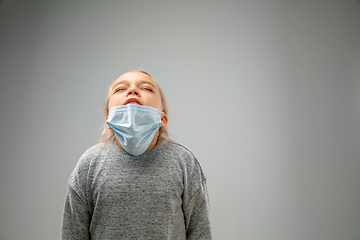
[161,115,168,127]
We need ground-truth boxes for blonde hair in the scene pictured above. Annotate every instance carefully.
[99,70,169,144]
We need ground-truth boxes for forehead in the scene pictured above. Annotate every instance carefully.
[113,71,158,87]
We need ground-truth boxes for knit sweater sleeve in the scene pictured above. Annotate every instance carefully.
[179,145,213,240]
[183,178,212,239]
[61,149,93,240]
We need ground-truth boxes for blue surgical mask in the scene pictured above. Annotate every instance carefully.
[106,104,163,156]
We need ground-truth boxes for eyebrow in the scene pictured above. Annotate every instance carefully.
[111,80,156,92]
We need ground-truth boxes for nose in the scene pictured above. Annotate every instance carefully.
[126,87,139,97]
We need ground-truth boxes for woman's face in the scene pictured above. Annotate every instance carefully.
[108,71,163,111]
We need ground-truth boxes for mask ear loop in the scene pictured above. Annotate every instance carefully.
[157,111,167,144]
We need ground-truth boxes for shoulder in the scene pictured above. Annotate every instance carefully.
[159,141,199,166]
[160,140,196,158]
[78,141,118,164]
[160,141,207,181]
[70,142,117,177]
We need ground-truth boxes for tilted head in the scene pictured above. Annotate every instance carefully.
[100,70,169,147]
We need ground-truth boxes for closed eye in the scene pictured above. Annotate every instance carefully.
[142,87,154,92]
[113,87,126,93]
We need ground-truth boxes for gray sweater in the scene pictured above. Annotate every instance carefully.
[61,141,212,239]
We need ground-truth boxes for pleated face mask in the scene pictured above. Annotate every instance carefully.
[106,104,163,156]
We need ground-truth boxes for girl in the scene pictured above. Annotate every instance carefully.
[61,70,212,239]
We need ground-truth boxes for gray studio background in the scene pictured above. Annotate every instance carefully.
[1,0,360,239]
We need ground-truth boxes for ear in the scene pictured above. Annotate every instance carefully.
[161,114,168,128]
[105,116,111,129]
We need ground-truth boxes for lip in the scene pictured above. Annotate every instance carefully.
[124,98,142,105]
